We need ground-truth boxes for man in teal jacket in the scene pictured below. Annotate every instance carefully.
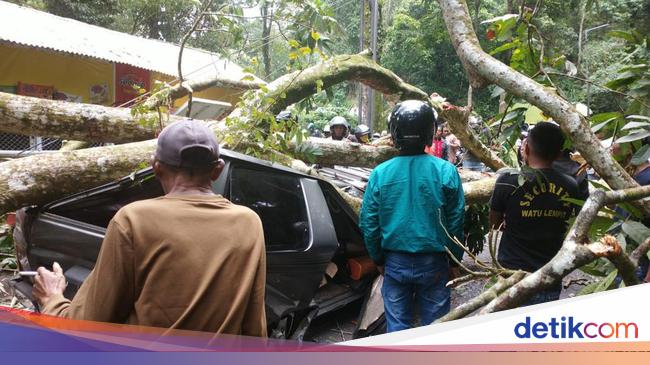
[360,100,465,332]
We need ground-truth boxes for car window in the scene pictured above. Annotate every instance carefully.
[229,167,310,252]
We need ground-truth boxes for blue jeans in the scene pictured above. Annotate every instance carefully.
[382,251,450,333]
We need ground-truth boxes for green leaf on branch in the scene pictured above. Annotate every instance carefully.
[590,112,623,123]
[631,144,650,165]
[621,221,650,245]
[489,41,518,55]
[591,118,617,133]
[620,121,650,130]
[626,115,650,122]
[579,258,614,277]
[594,270,619,292]
[616,131,650,143]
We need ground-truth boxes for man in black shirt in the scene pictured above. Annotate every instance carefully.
[489,122,587,304]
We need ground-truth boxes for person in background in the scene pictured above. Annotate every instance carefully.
[328,116,352,142]
[354,124,371,144]
[425,125,448,160]
[633,156,650,185]
[307,123,323,138]
[360,100,465,332]
[489,122,587,305]
[443,124,461,165]
[462,116,486,171]
[515,124,529,166]
[33,120,267,336]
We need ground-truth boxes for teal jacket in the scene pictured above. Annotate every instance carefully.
[359,154,465,265]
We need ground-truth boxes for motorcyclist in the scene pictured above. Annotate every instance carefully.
[354,124,371,144]
[360,100,464,332]
[328,116,351,141]
[307,122,323,138]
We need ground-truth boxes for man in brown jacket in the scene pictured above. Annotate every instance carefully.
[32,120,267,337]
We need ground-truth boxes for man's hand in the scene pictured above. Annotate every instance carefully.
[33,262,67,307]
[377,265,384,276]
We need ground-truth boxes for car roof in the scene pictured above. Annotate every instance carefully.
[40,148,320,210]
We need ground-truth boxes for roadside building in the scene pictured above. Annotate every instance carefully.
[0,1,261,155]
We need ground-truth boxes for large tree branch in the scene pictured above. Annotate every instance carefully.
[0,92,164,143]
[228,52,431,119]
[438,103,506,171]
[0,52,502,215]
[0,52,506,171]
[437,0,650,216]
[141,76,265,111]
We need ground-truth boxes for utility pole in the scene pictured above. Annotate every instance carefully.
[357,0,366,128]
[367,0,378,135]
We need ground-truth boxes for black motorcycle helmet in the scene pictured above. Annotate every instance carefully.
[388,100,437,151]
[276,110,294,122]
[354,124,370,142]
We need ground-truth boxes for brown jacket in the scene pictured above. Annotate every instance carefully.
[42,195,267,337]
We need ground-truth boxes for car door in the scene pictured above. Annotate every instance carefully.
[225,162,339,325]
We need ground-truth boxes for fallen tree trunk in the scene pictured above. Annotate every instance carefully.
[0,92,461,170]
[0,51,504,215]
[0,92,165,143]
[304,138,398,167]
[0,141,156,213]
[0,139,495,215]
[438,0,650,217]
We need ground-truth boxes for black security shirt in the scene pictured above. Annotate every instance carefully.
[490,168,587,273]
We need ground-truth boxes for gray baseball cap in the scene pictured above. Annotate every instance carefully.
[155,120,220,167]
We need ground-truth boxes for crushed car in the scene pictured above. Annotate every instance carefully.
[11,149,385,339]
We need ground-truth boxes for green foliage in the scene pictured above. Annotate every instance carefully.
[603,31,650,116]
[297,85,358,132]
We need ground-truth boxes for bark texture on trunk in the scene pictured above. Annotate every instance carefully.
[0,141,156,214]
[305,138,398,167]
[437,0,650,216]
[440,104,506,171]
[0,92,164,143]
